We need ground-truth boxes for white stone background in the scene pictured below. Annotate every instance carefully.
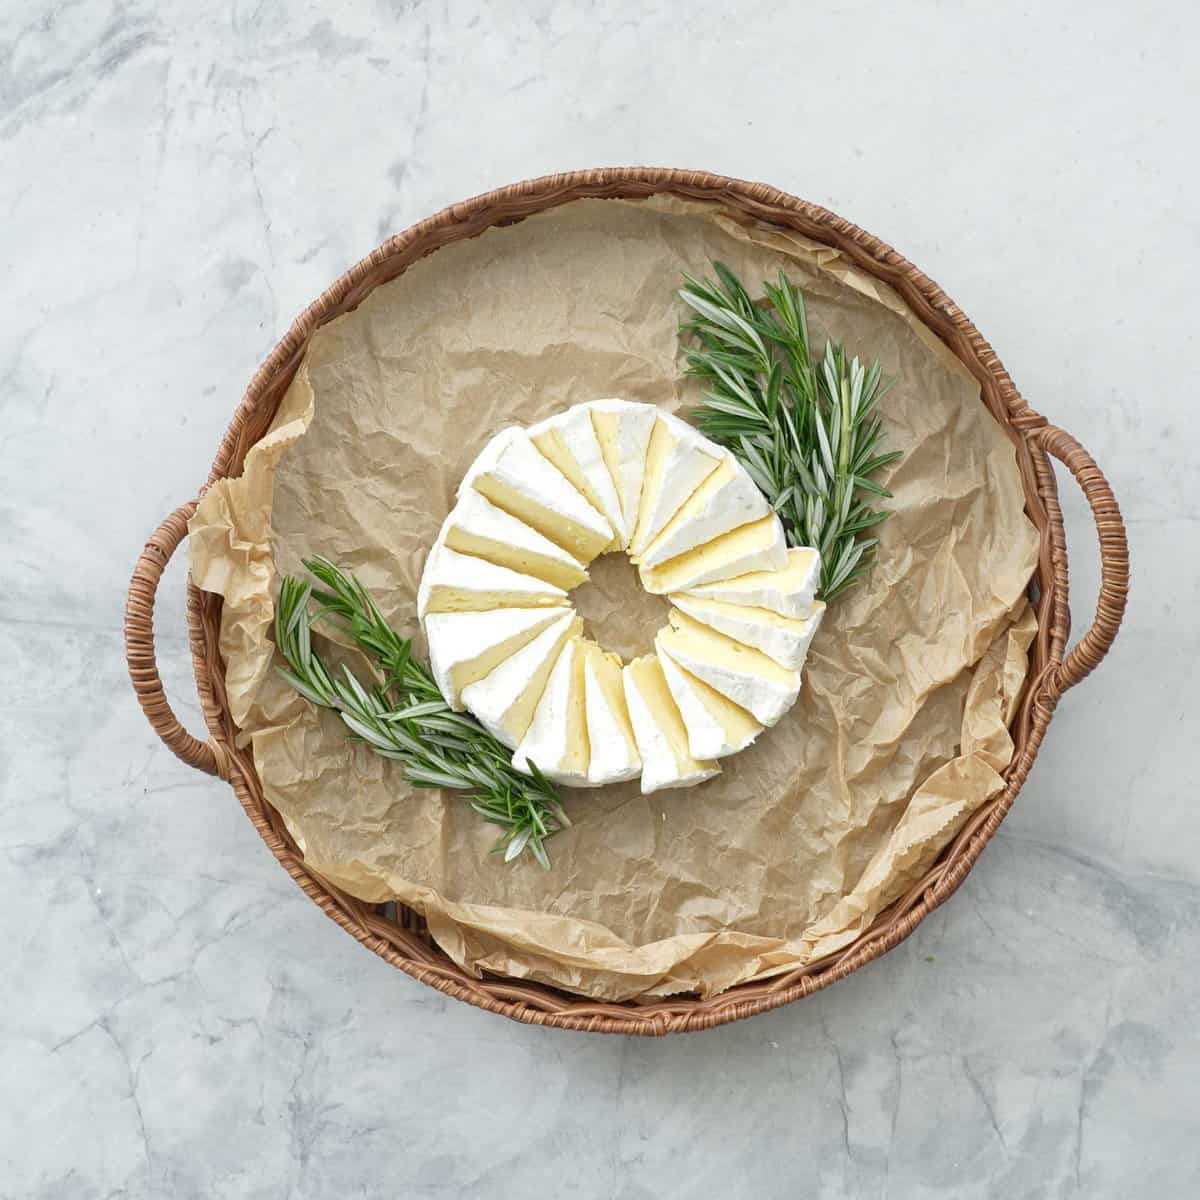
[2,2,1196,1196]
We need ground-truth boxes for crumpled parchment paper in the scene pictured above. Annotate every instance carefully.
[189,196,1039,1001]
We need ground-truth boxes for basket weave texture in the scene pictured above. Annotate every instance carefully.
[124,168,1129,1034]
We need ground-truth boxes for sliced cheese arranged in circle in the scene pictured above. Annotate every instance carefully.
[580,640,641,785]
[460,611,582,749]
[640,454,772,568]
[425,607,569,711]
[512,637,590,786]
[589,399,657,535]
[670,594,826,670]
[683,546,821,617]
[657,610,801,728]
[442,489,588,591]
[418,545,569,618]
[629,412,722,559]
[622,654,720,795]
[657,645,763,760]
[529,404,628,548]
[468,429,613,564]
[638,514,787,595]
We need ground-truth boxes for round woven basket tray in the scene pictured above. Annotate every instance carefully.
[125,168,1129,1035]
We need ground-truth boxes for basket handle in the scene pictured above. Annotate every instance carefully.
[125,500,229,778]
[1029,424,1129,699]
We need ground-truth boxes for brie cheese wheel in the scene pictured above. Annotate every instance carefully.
[629,412,722,558]
[468,430,613,564]
[683,547,821,617]
[580,641,641,784]
[640,455,772,568]
[657,645,762,760]
[512,637,590,785]
[638,515,787,595]
[529,405,627,547]
[442,490,588,590]
[669,595,826,670]
[425,607,569,710]
[460,612,582,748]
[657,610,801,727]
[622,655,720,794]
[589,399,657,533]
[457,426,521,497]
[417,545,569,618]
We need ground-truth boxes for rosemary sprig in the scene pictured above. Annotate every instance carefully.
[678,263,901,601]
[274,556,569,867]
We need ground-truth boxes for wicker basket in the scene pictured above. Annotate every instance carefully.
[125,168,1129,1035]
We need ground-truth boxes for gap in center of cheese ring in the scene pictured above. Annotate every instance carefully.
[570,553,672,661]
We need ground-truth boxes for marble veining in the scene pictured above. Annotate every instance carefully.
[2,1,1196,1196]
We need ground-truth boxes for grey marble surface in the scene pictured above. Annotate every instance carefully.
[2,1,1196,1196]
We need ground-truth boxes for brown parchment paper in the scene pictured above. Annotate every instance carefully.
[189,197,1039,1001]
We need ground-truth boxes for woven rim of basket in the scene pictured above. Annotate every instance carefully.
[182,167,1081,1034]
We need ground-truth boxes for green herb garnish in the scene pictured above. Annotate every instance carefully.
[678,263,900,601]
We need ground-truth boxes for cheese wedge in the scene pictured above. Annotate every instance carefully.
[640,455,771,568]
[589,399,657,533]
[424,607,569,710]
[580,641,641,784]
[638,514,787,595]
[468,430,613,564]
[417,545,569,617]
[657,645,763,760]
[669,595,826,670]
[530,405,627,548]
[629,412,722,558]
[512,638,590,785]
[460,612,582,748]
[622,655,720,794]
[457,426,521,497]
[683,547,821,617]
[657,610,801,727]
[442,490,588,590]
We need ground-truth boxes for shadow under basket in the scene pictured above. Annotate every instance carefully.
[124,168,1129,1035]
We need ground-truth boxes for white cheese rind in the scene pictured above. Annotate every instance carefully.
[582,647,641,784]
[442,489,588,590]
[459,612,581,748]
[656,646,762,760]
[469,430,613,563]
[638,515,787,594]
[529,405,628,547]
[424,607,569,710]
[683,546,821,617]
[658,613,801,727]
[622,657,720,795]
[640,456,771,567]
[512,638,590,786]
[588,399,657,533]
[629,412,722,558]
[669,595,826,670]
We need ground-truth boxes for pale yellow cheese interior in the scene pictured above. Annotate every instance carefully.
[641,457,737,559]
[441,610,569,704]
[639,515,783,594]
[580,640,638,755]
[444,524,587,590]
[487,619,583,745]
[530,428,617,551]
[630,418,718,553]
[559,640,591,778]
[661,611,799,686]
[627,653,708,772]
[673,595,825,637]
[665,652,763,744]
[472,476,611,564]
